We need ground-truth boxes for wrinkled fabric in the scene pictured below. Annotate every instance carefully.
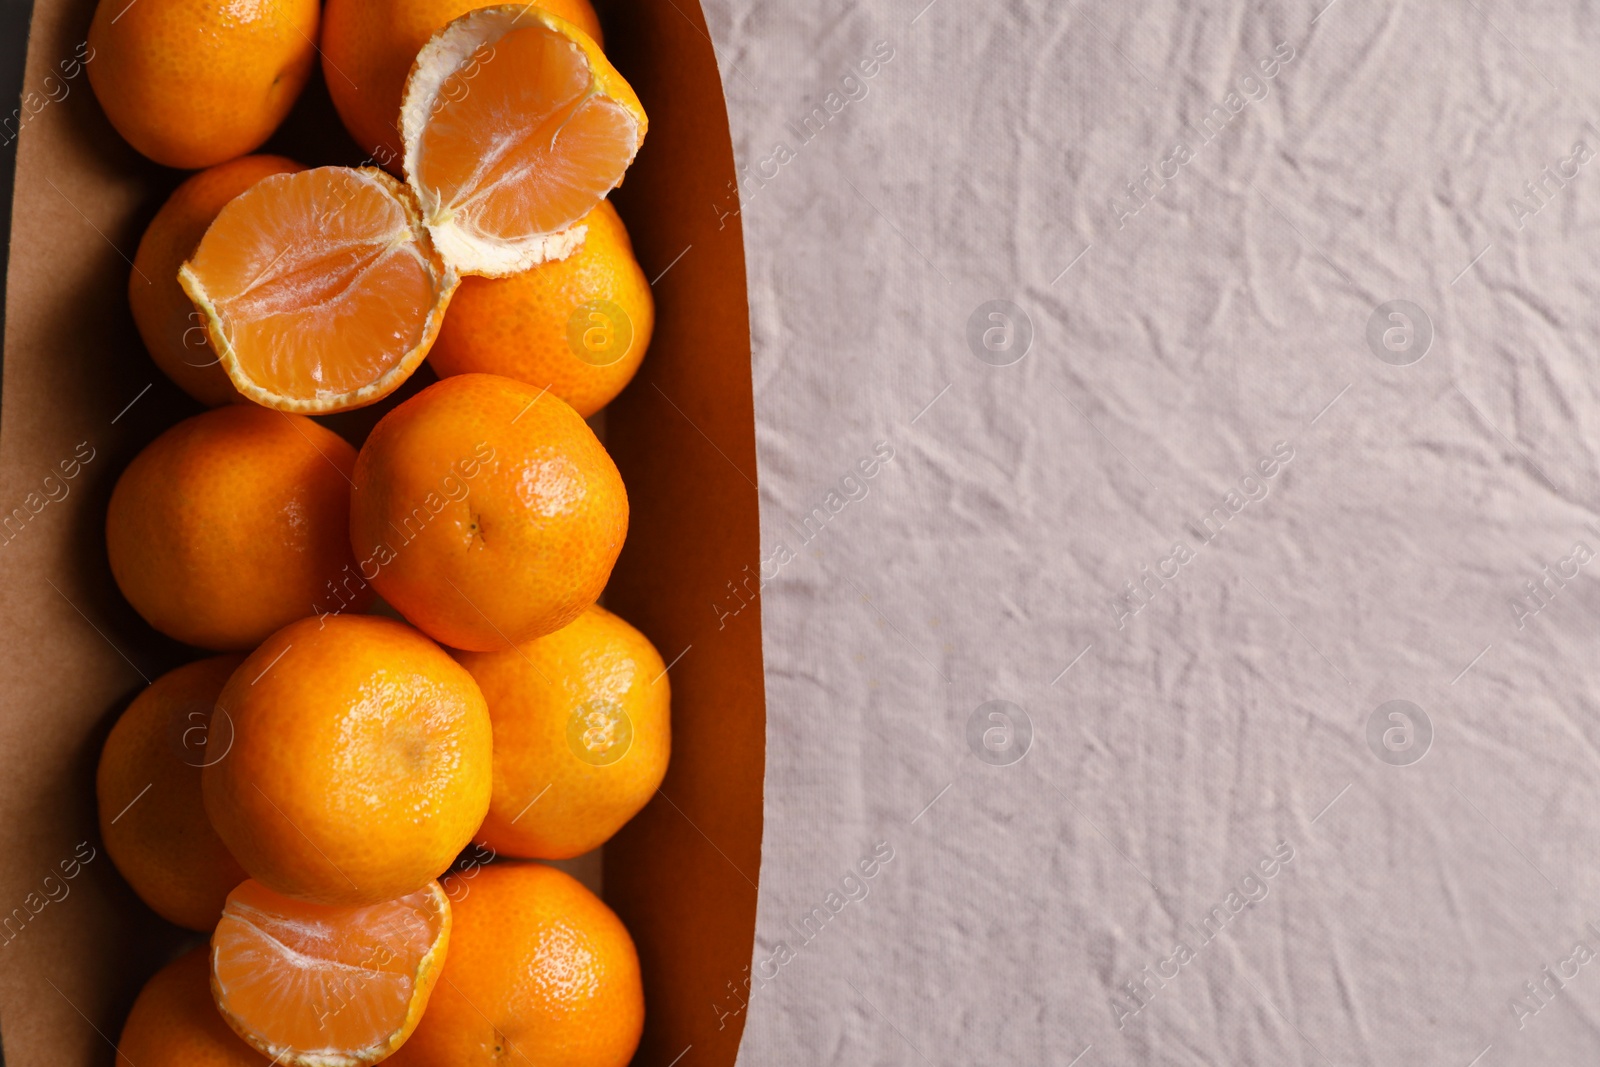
[706,0,1600,1063]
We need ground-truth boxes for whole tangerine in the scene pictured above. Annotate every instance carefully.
[97,655,249,930]
[115,947,268,1066]
[457,604,670,859]
[87,0,318,168]
[106,406,369,651]
[385,862,643,1067]
[348,373,628,652]
[430,200,654,417]
[202,614,493,906]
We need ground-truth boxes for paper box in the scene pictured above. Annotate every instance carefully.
[0,0,764,1062]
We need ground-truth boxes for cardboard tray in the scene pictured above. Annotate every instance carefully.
[0,0,764,1062]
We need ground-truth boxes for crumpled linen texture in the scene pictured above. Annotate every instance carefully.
[706,0,1600,1062]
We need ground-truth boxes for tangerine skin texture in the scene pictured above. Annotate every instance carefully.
[321,0,603,168]
[130,155,305,407]
[115,947,270,1066]
[385,863,643,1067]
[97,655,249,931]
[430,200,654,417]
[87,0,318,169]
[348,373,628,652]
[105,406,369,651]
[457,605,670,859]
[201,615,493,906]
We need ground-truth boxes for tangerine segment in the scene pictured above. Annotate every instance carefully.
[212,879,451,1067]
[179,167,457,414]
[320,0,604,169]
[402,6,647,276]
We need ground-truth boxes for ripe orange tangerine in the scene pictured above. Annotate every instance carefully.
[458,605,670,859]
[202,614,492,906]
[430,199,654,417]
[87,0,317,168]
[400,5,648,276]
[348,373,628,651]
[178,166,457,413]
[98,655,248,931]
[211,879,450,1067]
[385,863,642,1067]
[105,405,369,651]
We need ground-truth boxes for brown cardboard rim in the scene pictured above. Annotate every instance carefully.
[0,0,763,1062]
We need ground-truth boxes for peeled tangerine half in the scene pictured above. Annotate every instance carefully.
[179,167,457,414]
[211,878,450,1067]
[401,5,648,277]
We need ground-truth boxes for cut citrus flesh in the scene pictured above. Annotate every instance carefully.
[179,166,457,413]
[116,947,269,1066]
[130,153,305,406]
[401,6,647,276]
[320,0,605,169]
[211,878,451,1067]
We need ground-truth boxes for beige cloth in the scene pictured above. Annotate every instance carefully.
[712,0,1600,1062]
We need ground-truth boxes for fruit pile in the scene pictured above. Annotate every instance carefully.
[85,0,667,1062]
